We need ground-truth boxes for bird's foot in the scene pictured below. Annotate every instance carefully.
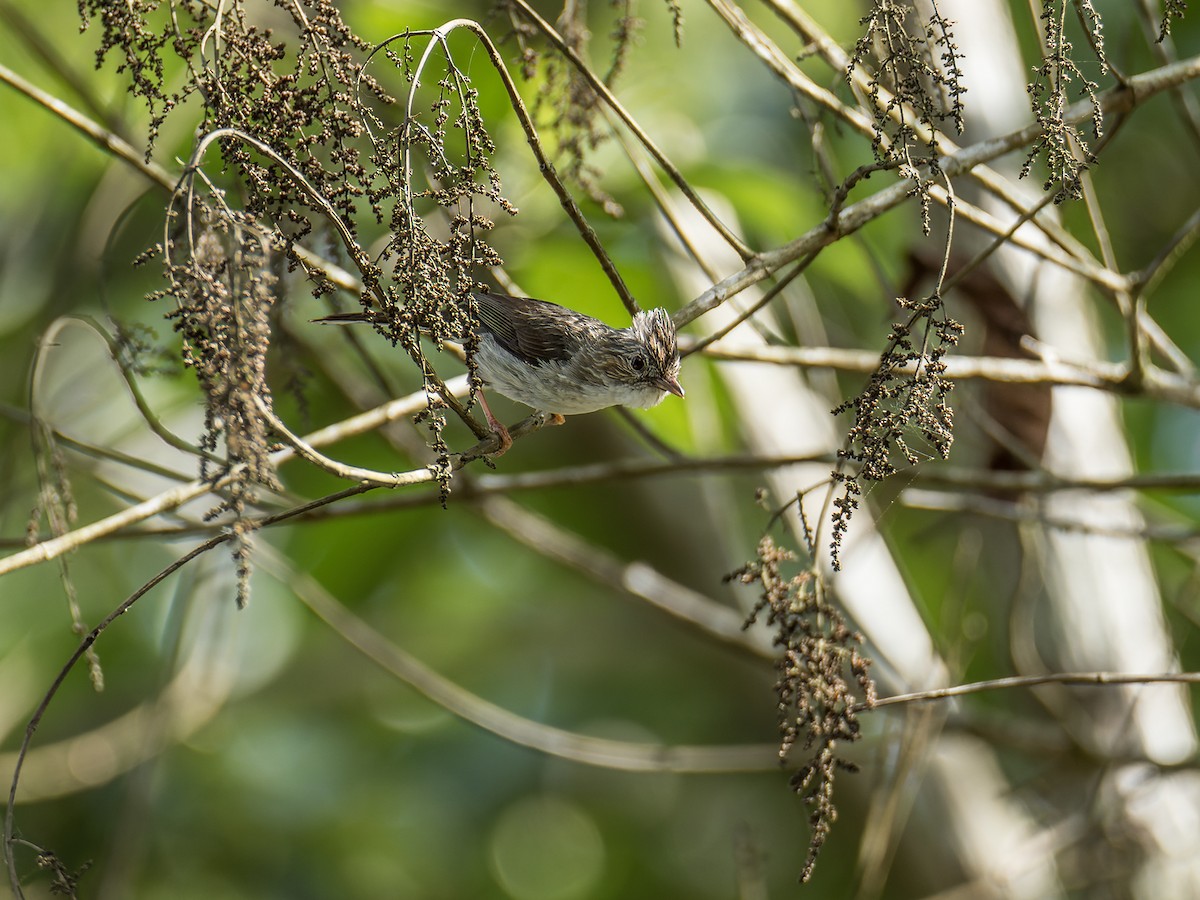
[548,413,566,426]
[490,422,513,455]
[476,390,512,456]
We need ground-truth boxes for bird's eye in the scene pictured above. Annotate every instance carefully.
[630,355,646,371]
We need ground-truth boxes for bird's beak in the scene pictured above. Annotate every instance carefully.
[656,375,685,398]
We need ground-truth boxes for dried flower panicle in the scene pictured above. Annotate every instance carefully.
[495,0,662,218]
[1020,0,1107,203]
[1158,1,1188,41]
[81,1,526,551]
[728,533,875,882]
[159,216,282,606]
[848,1,966,233]
[830,293,962,569]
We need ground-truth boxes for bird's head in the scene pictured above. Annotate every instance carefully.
[590,307,684,406]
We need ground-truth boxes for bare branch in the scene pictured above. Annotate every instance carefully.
[262,545,778,772]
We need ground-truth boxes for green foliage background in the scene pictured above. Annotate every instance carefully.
[2,1,1200,898]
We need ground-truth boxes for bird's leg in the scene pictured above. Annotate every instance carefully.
[474,388,513,454]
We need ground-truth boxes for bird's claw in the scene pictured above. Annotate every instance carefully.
[490,422,513,456]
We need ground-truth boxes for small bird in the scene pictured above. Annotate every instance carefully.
[317,291,684,452]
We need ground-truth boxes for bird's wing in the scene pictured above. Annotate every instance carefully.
[472,292,599,366]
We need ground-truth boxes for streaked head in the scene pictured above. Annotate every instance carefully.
[630,308,683,398]
[583,307,683,408]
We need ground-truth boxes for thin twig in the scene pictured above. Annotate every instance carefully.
[262,545,778,772]
[473,495,772,657]
[398,20,640,314]
[0,61,360,294]
[0,380,470,578]
[4,537,223,898]
[508,0,755,263]
[866,670,1200,713]
[677,56,1200,328]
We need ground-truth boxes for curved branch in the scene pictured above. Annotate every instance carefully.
[396,20,640,314]
[260,546,778,773]
[0,381,466,578]
[505,0,754,263]
[675,55,1200,326]
[473,495,770,658]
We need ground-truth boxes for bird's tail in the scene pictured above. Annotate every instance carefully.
[310,311,373,325]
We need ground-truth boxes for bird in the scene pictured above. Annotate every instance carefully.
[316,291,684,453]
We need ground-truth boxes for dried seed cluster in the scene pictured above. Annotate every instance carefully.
[729,534,875,881]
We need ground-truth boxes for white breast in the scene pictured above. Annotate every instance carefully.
[473,341,665,414]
